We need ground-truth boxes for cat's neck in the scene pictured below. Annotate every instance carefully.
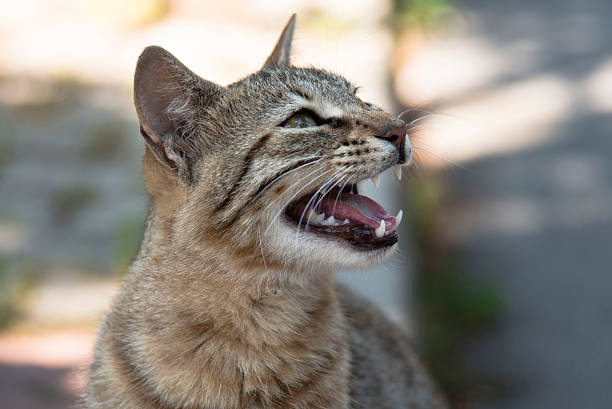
[124,204,351,409]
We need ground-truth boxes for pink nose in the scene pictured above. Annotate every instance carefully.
[377,121,407,163]
[382,124,407,150]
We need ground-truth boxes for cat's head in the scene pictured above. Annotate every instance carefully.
[134,15,412,275]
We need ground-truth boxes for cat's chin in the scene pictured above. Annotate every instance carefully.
[271,217,397,271]
[284,216,398,252]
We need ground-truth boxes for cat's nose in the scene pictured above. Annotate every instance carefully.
[377,120,407,162]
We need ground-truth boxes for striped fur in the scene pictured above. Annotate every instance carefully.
[86,15,447,409]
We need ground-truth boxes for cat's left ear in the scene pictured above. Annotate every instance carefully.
[134,46,226,180]
[263,14,296,68]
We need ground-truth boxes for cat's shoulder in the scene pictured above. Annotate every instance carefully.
[335,283,417,365]
[336,284,448,409]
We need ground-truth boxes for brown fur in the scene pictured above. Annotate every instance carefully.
[87,15,447,409]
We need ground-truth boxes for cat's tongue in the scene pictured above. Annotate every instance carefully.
[318,193,398,232]
[289,191,402,237]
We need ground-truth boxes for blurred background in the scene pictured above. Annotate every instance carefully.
[1,0,611,408]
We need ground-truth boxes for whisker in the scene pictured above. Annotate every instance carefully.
[295,168,346,241]
[257,227,268,274]
[408,113,442,126]
[304,166,358,235]
[411,145,476,173]
[250,157,324,209]
[407,124,436,133]
[331,172,355,216]
[296,171,337,230]
[396,107,437,121]
[312,166,354,212]
[263,162,326,214]
[264,167,334,234]
[298,164,363,244]
[397,108,457,123]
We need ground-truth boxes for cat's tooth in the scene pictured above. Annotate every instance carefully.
[375,220,385,238]
[307,208,317,222]
[343,219,350,225]
[395,210,403,227]
[394,165,402,181]
[321,215,334,226]
[315,212,325,224]
[371,175,380,189]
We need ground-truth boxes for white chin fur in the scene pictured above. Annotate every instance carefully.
[265,218,396,273]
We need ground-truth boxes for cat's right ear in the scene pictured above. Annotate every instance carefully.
[134,46,225,177]
[263,14,296,69]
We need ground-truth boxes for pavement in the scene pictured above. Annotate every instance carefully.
[398,1,612,408]
[0,330,94,409]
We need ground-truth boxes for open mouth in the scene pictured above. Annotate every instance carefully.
[285,181,403,250]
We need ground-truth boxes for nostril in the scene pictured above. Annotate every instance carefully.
[373,123,407,163]
[380,124,407,149]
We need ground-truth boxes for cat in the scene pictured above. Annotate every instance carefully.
[86,14,447,409]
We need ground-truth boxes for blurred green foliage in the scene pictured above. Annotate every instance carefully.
[407,175,507,406]
[82,121,126,161]
[113,212,146,274]
[391,0,454,31]
[0,257,39,330]
[51,185,98,223]
[302,8,355,38]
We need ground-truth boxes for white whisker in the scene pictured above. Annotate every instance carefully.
[250,157,324,208]
[295,168,346,241]
[411,145,476,172]
[263,162,326,214]
[313,166,354,213]
[264,167,334,234]
[330,173,353,216]
[257,227,268,274]
[396,107,436,120]
[408,113,441,126]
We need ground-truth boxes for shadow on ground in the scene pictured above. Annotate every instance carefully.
[0,363,79,409]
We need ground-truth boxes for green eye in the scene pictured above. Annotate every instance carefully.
[283,112,317,128]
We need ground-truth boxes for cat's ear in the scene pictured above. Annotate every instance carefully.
[263,14,296,69]
[134,46,225,176]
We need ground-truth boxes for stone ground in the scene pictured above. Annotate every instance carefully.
[401,0,612,408]
[0,330,94,409]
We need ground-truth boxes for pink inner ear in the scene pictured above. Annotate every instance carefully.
[134,46,195,146]
[133,45,226,171]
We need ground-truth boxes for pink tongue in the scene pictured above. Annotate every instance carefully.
[318,193,396,230]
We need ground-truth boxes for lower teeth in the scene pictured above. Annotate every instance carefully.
[304,210,391,235]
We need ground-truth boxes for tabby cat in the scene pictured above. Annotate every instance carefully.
[86,15,447,409]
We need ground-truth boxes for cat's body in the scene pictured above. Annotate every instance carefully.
[87,16,447,409]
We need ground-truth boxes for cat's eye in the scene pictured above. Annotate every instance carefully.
[283,112,318,128]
